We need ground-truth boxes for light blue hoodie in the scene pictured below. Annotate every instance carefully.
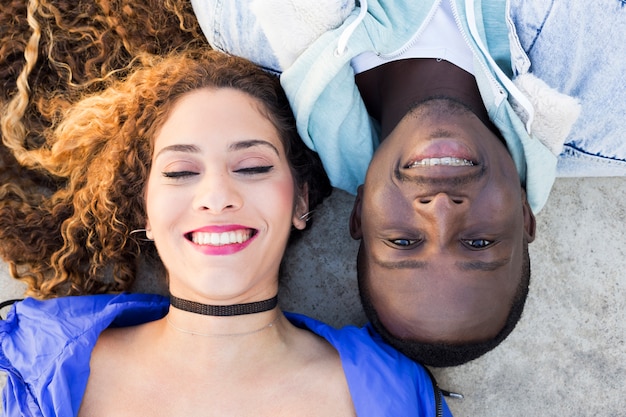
[193,0,590,212]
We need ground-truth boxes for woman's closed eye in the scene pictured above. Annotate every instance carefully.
[234,165,274,175]
[162,170,199,179]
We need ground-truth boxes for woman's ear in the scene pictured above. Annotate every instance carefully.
[292,183,310,230]
[145,219,154,241]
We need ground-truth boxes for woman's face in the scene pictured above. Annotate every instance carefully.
[145,87,306,303]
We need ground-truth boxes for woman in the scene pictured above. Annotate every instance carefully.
[0,49,453,416]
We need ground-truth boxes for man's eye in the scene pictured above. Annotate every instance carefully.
[463,239,494,249]
[390,238,419,247]
[235,165,273,175]
[162,171,199,179]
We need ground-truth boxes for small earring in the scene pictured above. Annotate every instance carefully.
[129,229,154,242]
[299,211,314,222]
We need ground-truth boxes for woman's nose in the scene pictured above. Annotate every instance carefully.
[193,173,243,213]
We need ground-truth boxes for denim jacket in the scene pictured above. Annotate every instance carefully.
[509,0,626,178]
[191,0,616,212]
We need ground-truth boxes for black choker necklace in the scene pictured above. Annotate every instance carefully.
[169,294,278,316]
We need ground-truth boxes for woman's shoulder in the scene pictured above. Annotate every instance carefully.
[1,292,168,368]
[2,293,168,335]
[286,311,413,362]
[285,312,442,416]
[0,293,169,415]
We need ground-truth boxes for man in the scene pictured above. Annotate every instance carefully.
[350,61,536,366]
[190,0,620,366]
[349,54,539,366]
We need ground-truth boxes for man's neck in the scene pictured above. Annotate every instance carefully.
[355,58,493,139]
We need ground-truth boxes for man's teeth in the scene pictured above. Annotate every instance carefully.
[191,230,251,246]
[408,157,475,168]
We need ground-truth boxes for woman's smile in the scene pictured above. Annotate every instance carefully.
[188,228,255,246]
[186,226,258,255]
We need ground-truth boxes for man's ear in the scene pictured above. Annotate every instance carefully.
[349,185,364,240]
[292,183,310,230]
[522,191,536,243]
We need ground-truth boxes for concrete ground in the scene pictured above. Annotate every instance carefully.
[1,177,624,416]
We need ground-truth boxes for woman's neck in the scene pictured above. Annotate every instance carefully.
[164,307,282,339]
[143,308,289,369]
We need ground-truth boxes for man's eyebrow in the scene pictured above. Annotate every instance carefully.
[228,139,279,155]
[373,257,510,271]
[456,258,510,271]
[373,257,427,269]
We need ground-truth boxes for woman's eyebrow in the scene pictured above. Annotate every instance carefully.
[154,144,200,160]
[154,139,280,160]
[229,139,279,156]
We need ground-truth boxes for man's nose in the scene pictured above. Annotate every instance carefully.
[193,174,243,213]
[415,192,466,207]
[413,192,467,241]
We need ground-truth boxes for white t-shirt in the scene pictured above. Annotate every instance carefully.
[351,0,474,75]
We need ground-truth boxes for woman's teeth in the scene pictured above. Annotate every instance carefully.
[191,230,251,246]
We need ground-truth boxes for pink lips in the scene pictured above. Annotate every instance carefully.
[186,224,257,255]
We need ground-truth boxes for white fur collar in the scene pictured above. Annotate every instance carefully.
[251,0,355,69]
[512,73,581,155]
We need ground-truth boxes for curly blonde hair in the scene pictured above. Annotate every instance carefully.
[0,0,202,156]
[0,48,331,299]
[0,0,200,298]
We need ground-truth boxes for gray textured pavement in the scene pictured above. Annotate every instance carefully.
[1,177,624,416]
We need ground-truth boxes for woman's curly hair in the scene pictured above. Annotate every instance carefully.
[0,0,201,298]
[0,0,203,153]
[0,0,204,210]
[0,48,331,299]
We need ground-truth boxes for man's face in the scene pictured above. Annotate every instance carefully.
[350,99,535,344]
